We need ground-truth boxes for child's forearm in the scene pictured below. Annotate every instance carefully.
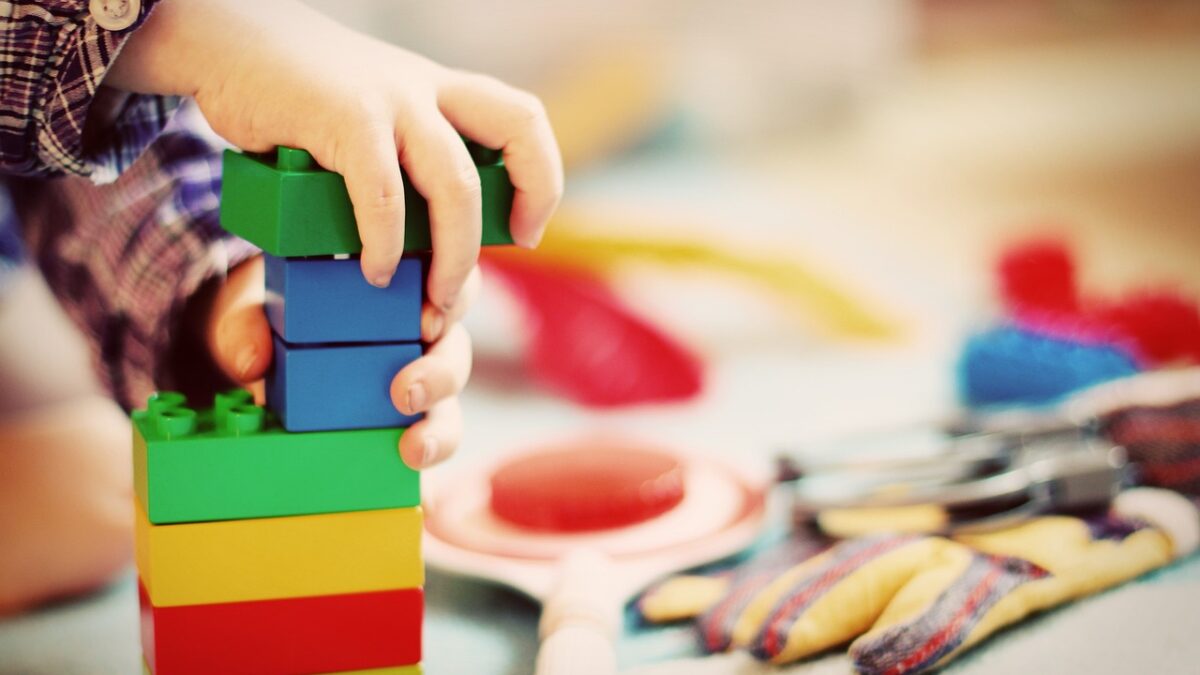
[105,0,345,99]
[101,0,205,97]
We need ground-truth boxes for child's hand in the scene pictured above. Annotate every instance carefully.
[204,256,477,470]
[108,0,562,316]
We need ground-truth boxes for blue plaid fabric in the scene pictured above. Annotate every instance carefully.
[0,0,175,180]
[6,107,259,409]
[0,192,21,288]
[0,2,258,409]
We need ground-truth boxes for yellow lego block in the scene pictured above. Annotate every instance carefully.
[143,659,422,675]
[135,499,423,607]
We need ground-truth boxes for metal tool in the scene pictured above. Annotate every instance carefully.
[778,421,1129,534]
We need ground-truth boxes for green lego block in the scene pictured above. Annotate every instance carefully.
[132,390,418,525]
[220,143,516,257]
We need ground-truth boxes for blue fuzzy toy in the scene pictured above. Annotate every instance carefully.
[958,325,1140,408]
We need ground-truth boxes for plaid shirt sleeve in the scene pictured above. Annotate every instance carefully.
[12,105,259,410]
[0,0,179,182]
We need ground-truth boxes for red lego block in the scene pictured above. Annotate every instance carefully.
[140,581,422,675]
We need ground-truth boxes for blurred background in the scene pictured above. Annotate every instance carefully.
[304,0,1200,300]
[297,0,1200,440]
[315,1,1200,672]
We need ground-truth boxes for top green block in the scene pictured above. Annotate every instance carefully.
[220,143,516,257]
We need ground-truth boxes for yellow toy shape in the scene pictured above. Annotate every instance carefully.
[487,208,901,341]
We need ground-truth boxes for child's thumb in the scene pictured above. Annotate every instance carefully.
[206,257,274,384]
[212,306,274,384]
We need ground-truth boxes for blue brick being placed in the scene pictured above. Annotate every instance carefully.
[265,254,423,345]
[266,334,424,432]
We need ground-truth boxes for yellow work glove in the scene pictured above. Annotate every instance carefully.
[638,488,1198,674]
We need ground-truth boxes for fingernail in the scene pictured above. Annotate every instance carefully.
[406,382,427,414]
[518,227,546,250]
[423,309,445,342]
[440,293,457,313]
[235,345,257,380]
[371,273,393,289]
[422,435,440,467]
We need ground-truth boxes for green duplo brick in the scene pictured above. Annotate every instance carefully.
[220,143,516,257]
[132,390,418,525]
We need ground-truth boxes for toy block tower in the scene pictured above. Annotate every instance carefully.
[133,142,514,675]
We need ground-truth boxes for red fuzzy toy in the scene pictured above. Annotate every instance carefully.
[997,238,1079,316]
[996,236,1200,367]
[1090,291,1200,365]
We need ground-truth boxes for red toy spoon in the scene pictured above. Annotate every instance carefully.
[481,255,704,407]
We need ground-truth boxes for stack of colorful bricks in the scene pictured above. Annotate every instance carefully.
[134,143,514,674]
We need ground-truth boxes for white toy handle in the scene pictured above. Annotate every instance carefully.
[535,549,620,675]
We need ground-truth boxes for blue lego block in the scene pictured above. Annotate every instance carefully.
[266,334,424,432]
[265,254,423,344]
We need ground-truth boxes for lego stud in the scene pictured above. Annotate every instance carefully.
[213,389,254,428]
[147,391,187,414]
[155,407,198,439]
[276,146,316,172]
[222,404,265,436]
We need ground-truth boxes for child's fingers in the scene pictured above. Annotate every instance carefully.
[390,322,472,417]
[396,111,482,311]
[327,116,408,288]
[206,257,274,384]
[397,396,463,470]
[437,73,563,249]
[211,304,274,385]
[422,265,481,343]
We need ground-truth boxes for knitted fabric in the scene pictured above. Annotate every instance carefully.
[696,539,827,653]
[748,535,920,661]
[850,553,1048,675]
[673,512,1165,675]
[1105,398,1200,498]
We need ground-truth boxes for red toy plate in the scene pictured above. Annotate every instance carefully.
[489,439,686,532]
